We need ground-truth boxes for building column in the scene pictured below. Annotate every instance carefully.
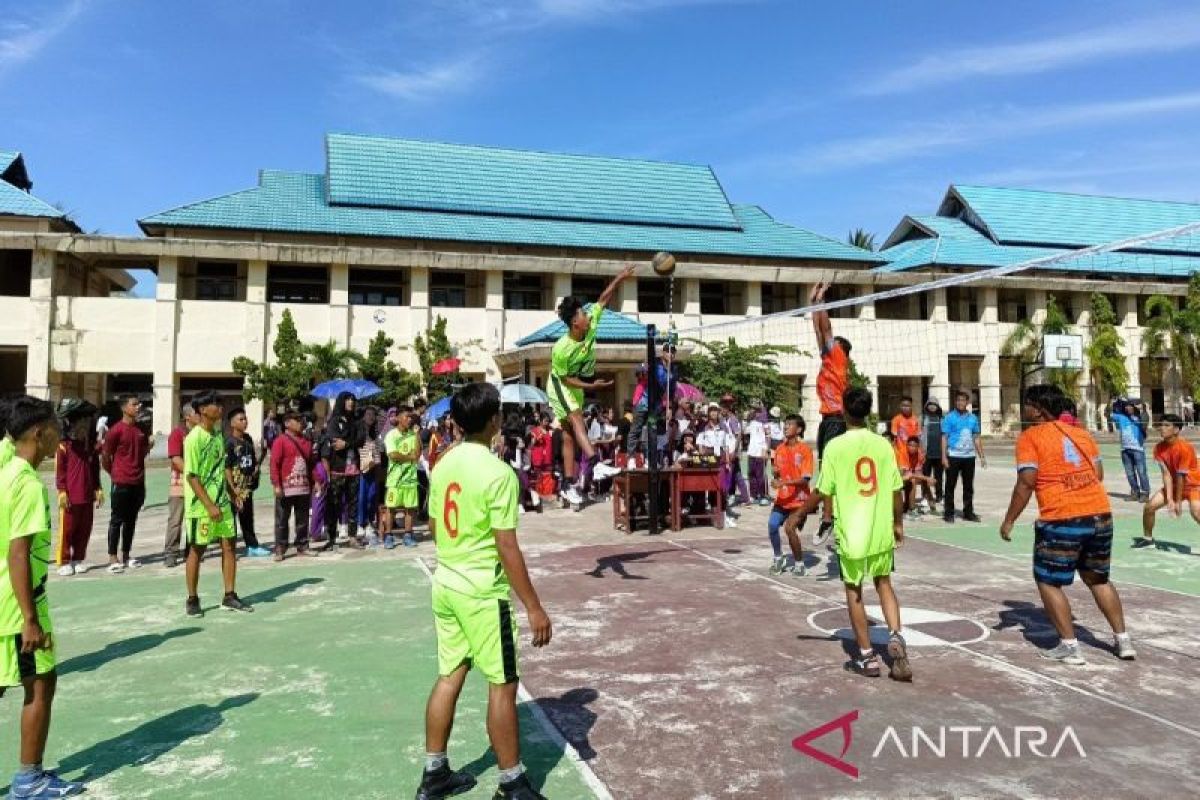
[151,255,180,445]
[746,281,762,316]
[1029,288,1048,326]
[857,288,875,320]
[407,267,432,373]
[243,260,269,438]
[619,275,638,315]
[329,262,349,346]
[929,288,949,407]
[485,270,504,380]
[1074,292,1095,429]
[552,273,571,304]
[680,278,701,330]
[25,249,54,400]
[1121,295,1142,402]
[980,287,1002,433]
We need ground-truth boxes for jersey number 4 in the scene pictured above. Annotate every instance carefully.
[443,483,462,538]
[855,457,878,497]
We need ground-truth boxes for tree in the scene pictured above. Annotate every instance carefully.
[1143,273,1200,401]
[847,358,870,390]
[355,330,422,407]
[1001,294,1080,397]
[1084,293,1128,419]
[847,228,876,252]
[303,340,360,384]
[679,338,801,411]
[414,316,461,398]
[232,309,311,408]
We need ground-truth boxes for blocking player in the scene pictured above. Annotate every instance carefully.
[549,264,636,507]
[999,385,1134,664]
[810,281,852,546]
[416,383,552,800]
[183,391,252,617]
[768,415,814,576]
[1,396,85,797]
[800,388,911,681]
[384,408,420,549]
[1139,413,1200,547]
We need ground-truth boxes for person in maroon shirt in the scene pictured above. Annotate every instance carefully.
[55,399,104,576]
[101,394,152,573]
[270,412,318,560]
[163,400,199,569]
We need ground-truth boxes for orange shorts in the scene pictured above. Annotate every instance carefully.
[1187,486,1200,504]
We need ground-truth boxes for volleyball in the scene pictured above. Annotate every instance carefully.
[652,251,676,276]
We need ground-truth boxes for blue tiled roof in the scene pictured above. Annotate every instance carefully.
[141,170,879,263]
[515,305,648,347]
[326,134,740,230]
[0,151,19,176]
[0,180,61,219]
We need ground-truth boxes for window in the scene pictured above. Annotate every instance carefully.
[268,265,328,304]
[571,276,606,301]
[699,282,728,315]
[431,272,467,308]
[762,283,801,315]
[504,274,546,310]
[638,277,672,313]
[349,268,405,306]
[196,262,238,302]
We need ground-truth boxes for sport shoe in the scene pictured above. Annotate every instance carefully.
[723,513,738,529]
[221,593,254,613]
[791,561,809,578]
[186,596,202,617]
[1115,634,1137,660]
[125,557,142,569]
[402,534,417,548]
[1040,641,1085,665]
[383,534,397,550]
[1132,536,1154,549]
[561,486,583,506]
[11,768,84,798]
[71,561,90,575]
[769,555,787,575]
[493,772,547,800]
[813,519,834,546]
[963,513,981,523]
[247,546,272,557]
[106,563,124,575]
[592,462,622,480]
[365,533,381,549]
[57,564,75,577]
[846,653,881,678]
[415,762,477,800]
[164,553,178,569]
[887,633,913,682]
[942,513,955,524]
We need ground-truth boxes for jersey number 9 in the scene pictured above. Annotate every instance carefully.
[444,483,462,538]
[855,457,878,497]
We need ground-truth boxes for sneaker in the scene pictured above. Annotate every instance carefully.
[888,633,913,682]
[344,536,365,550]
[1139,493,1151,503]
[248,546,272,557]
[561,486,584,506]
[221,593,254,613]
[758,497,771,507]
[415,762,477,800]
[1115,634,1137,660]
[942,513,955,524]
[273,551,285,563]
[905,510,921,522]
[1039,641,1085,665]
[125,557,142,568]
[592,462,622,480]
[71,561,90,575]
[723,513,738,529]
[791,561,809,578]
[846,653,881,678]
[726,506,741,520]
[163,553,178,569]
[57,564,75,577]
[813,519,834,547]
[106,563,124,575]
[364,532,381,549]
[337,523,348,542]
[963,513,981,523]
[529,492,541,509]
[383,534,397,550]
[10,768,84,798]
[494,772,547,800]
[186,596,202,617]
[769,555,787,575]
[402,534,417,548]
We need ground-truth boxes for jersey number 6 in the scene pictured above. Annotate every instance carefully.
[855,457,878,497]
[444,483,462,538]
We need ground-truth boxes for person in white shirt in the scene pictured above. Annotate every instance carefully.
[745,403,770,506]
[699,404,739,528]
[767,406,784,452]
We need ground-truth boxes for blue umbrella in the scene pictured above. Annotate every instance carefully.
[310,378,382,400]
[423,395,452,423]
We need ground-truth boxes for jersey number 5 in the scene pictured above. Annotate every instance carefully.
[443,483,462,538]
[855,457,878,497]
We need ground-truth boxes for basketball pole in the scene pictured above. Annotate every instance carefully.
[646,324,661,536]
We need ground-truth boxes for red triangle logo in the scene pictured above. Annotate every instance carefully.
[792,710,859,779]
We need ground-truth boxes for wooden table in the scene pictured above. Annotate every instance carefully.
[612,466,725,533]
[612,469,675,533]
[671,467,724,531]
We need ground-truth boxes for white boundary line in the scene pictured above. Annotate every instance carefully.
[667,539,1200,741]
[413,558,614,800]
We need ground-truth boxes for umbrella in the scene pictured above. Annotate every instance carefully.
[310,378,382,400]
[422,395,453,422]
[432,357,461,376]
[674,382,705,403]
[500,383,549,405]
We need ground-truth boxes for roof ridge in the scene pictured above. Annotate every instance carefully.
[953,183,1200,209]
[138,180,269,226]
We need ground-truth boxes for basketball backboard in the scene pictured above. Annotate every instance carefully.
[1043,334,1083,369]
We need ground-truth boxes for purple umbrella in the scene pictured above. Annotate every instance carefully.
[674,382,706,403]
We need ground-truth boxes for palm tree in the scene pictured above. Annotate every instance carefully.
[1142,294,1200,402]
[303,340,360,383]
[1084,293,1128,423]
[1001,294,1080,397]
[847,228,876,252]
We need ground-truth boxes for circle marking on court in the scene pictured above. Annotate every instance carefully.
[807,605,990,647]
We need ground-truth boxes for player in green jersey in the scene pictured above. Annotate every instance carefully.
[800,387,911,681]
[183,390,252,617]
[415,383,552,800]
[384,407,420,549]
[0,396,85,798]
[550,263,636,507]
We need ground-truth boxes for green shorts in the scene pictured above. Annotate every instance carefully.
[386,484,419,510]
[547,375,583,422]
[0,633,56,689]
[431,582,519,685]
[838,550,894,586]
[186,512,236,547]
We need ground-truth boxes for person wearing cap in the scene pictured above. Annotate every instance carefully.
[54,400,103,576]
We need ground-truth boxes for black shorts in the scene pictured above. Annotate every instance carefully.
[817,415,848,460]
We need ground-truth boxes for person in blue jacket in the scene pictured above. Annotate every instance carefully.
[1112,399,1150,502]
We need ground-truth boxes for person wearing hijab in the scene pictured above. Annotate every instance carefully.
[320,391,364,550]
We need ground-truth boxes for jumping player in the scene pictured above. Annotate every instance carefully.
[800,388,911,681]
[1000,385,1134,663]
[810,281,852,546]
[549,264,636,507]
[1,396,85,797]
[768,415,814,576]
[416,383,552,800]
[1139,413,1200,546]
[183,391,252,617]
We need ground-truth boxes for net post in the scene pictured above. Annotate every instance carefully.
[646,324,660,536]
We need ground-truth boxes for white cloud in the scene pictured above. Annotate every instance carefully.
[353,58,480,101]
[771,91,1200,173]
[861,11,1200,95]
[0,0,88,74]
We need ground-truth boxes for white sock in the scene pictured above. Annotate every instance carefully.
[425,752,447,771]
[1060,637,1079,648]
[499,763,525,783]
[1115,631,1131,641]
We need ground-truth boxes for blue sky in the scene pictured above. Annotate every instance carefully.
[4,0,1200,293]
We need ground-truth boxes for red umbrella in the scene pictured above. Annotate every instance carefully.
[432,357,461,375]
[674,382,705,403]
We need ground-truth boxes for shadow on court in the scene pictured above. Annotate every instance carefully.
[586,550,673,580]
[45,694,259,786]
[57,627,202,676]
[240,577,325,606]
[994,600,1117,654]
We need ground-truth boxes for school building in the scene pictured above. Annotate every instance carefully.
[0,136,1197,439]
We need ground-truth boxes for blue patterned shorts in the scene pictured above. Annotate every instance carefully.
[1033,513,1113,587]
